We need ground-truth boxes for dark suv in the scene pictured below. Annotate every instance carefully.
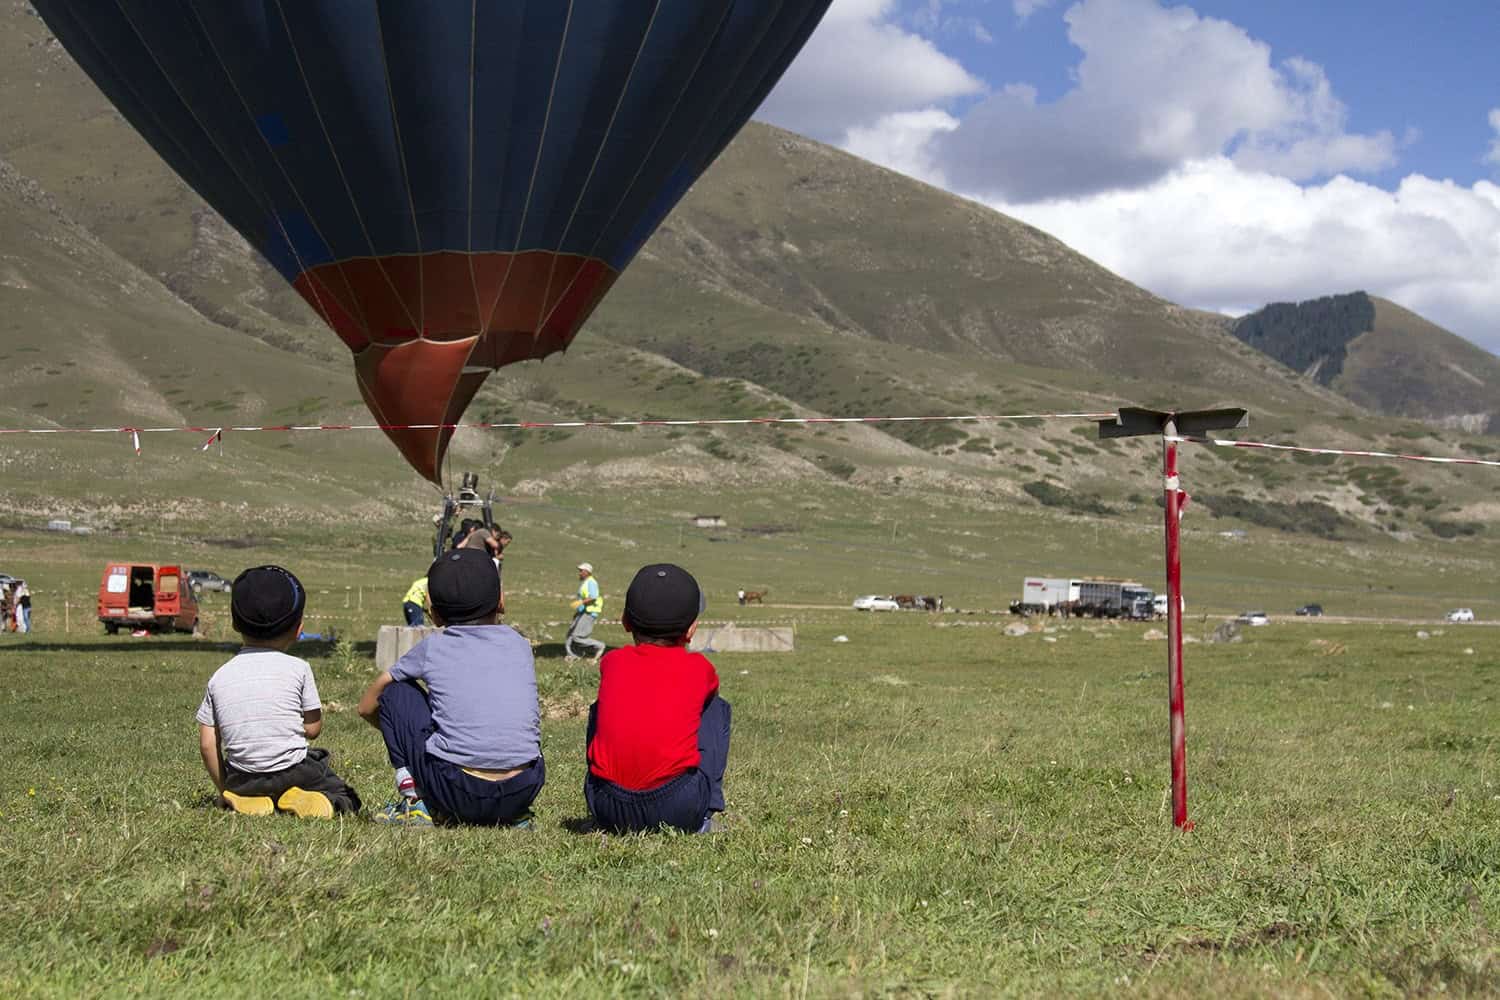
[1295,604,1323,617]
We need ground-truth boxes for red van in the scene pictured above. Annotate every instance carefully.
[98,563,200,634]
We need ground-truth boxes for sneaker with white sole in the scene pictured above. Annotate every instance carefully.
[372,798,434,827]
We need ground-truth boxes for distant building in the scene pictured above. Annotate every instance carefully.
[692,514,727,528]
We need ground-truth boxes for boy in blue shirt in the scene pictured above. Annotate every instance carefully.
[358,548,543,827]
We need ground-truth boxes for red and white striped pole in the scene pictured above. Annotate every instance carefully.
[1162,419,1193,831]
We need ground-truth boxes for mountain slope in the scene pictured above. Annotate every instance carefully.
[1232,292,1500,432]
[6,0,1500,551]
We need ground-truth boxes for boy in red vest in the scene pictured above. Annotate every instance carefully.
[585,563,730,833]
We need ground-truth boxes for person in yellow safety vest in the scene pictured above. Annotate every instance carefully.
[402,576,429,627]
[565,562,606,662]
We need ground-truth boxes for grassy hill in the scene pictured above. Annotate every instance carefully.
[5,0,1500,612]
[1233,292,1500,433]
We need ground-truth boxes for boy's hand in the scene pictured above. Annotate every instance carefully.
[570,599,583,610]
[357,671,395,727]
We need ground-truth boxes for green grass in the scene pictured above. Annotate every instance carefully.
[3,610,1497,996]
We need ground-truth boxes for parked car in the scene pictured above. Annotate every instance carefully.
[852,595,900,612]
[98,562,200,634]
[188,569,232,595]
[1236,611,1270,626]
[1446,608,1475,623]
[1295,604,1324,617]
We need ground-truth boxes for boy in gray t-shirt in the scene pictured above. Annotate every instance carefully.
[358,548,543,827]
[197,566,361,818]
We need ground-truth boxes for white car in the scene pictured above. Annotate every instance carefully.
[852,595,900,611]
[1236,611,1270,626]
[1446,608,1475,623]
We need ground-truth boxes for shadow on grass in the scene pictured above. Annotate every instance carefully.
[560,816,600,835]
[4,639,236,654]
[532,641,613,661]
[2,638,377,659]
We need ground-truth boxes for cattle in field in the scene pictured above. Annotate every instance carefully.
[742,590,766,605]
[919,595,944,612]
[893,594,920,609]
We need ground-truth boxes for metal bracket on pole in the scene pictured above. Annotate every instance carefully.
[1097,406,1248,830]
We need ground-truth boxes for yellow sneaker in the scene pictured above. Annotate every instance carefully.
[221,791,274,817]
[276,787,334,819]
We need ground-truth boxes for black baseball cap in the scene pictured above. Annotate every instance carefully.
[428,547,500,624]
[623,563,703,639]
[231,565,306,640]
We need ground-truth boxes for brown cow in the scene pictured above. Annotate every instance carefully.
[742,590,766,605]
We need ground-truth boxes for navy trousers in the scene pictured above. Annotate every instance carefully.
[584,695,731,833]
[378,679,544,826]
[402,602,425,626]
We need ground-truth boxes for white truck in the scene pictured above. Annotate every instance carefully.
[1015,577,1082,615]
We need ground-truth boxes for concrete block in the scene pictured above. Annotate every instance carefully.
[376,625,443,672]
[689,624,795,653]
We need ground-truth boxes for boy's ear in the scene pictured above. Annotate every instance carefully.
[620,611,635,635]
[684,619,698,642]
[429,608,448,627]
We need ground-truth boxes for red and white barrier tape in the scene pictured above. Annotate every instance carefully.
[1170,435,1500,468]
[0,411,1117,455]
[4,414,1494,470]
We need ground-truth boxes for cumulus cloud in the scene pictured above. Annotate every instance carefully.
[933,0,1395,201]
[844,108,961,185]
[1013,0,1058,19]
[988,161,1500,349]
[757,0,984,141]
[760,0,1500,350]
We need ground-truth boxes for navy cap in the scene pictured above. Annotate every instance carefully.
[428,547,500,624]
[231,566,306,640]
[623,563,703,639]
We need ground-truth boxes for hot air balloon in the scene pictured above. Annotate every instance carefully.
[33,0,833,482]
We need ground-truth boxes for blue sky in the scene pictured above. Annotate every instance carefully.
[760,0,1500,350]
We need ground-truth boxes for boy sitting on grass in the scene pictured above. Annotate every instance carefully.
[585,563,731,834]
[358,548,543,827]
[196,566,362,818]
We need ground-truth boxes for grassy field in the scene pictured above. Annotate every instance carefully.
[3,587,1497,996]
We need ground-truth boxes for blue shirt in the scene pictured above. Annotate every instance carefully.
[387,625,540,770]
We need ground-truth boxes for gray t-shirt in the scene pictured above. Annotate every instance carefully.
[196,648,320,773]
[387,624,539,770]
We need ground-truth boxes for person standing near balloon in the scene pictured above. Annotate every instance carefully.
[401,575,429,628]
[565,563,606,663]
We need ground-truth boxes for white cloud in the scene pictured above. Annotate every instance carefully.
[757,0,984,140]
[844,109,961,185]
[933,0,1395,201]
[1013,0,1058,19]
[987,159,1500,349]
[760,0,1500,351]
